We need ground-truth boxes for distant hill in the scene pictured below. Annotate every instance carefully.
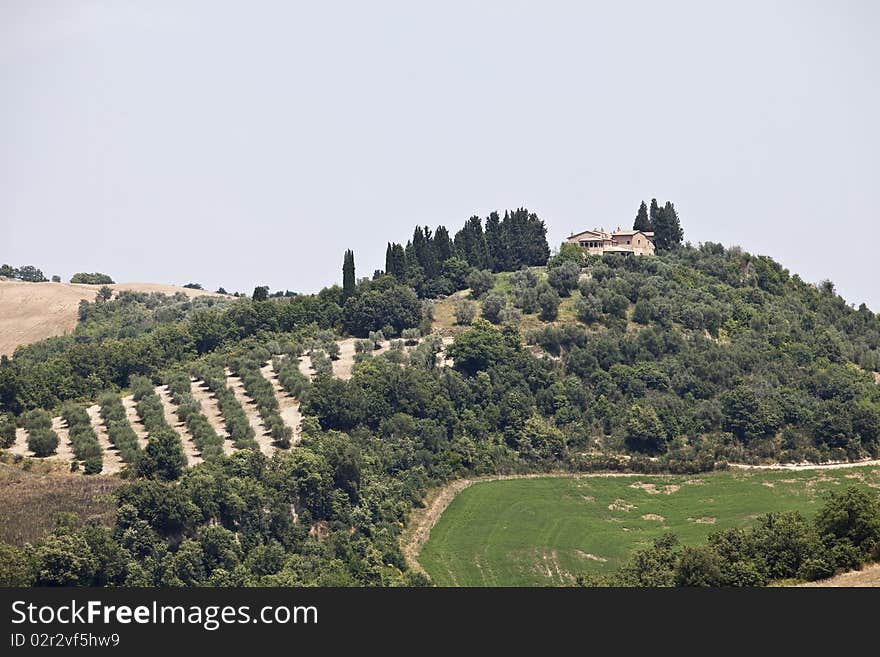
[0,279,221,358]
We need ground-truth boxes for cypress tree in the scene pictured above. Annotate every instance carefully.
[634,201,651,231]
[485,211,504,272]
[653,202,684,251]
[649,198,660,228]
[342,249,356,300]
[433,225,453,263]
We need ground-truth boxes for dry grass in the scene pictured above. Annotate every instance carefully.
[0,279,221,357]
[0,461,123,545]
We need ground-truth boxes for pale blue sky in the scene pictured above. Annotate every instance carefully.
[2,1,878,308]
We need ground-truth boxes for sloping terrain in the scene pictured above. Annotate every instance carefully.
[0,279,221,357]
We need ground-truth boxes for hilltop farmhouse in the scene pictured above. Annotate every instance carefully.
[566,227,655,256]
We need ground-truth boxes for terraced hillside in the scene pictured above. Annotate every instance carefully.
[1,335,454,476]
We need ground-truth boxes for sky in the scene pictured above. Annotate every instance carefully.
[2,1,878,309]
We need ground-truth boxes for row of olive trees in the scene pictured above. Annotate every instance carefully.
[228,356,292,448]
[130,375,186,480]
[97,393,142,463]
[59,403,103,474]
[23,409,59,457]
[190,362,257,450]
[273,356,311,400]
[164,370,226,459]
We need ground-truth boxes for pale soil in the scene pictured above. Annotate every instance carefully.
[121,395,149,450]
[799,563,880,587]
[224,368,274,457]
[260,362,302,445]
[7,418,74,466]
[156,385,203,467]
[0,279,221,358]
[730,458,880,471]
[189,378,235,455]
[299,335,456,382]
[86,404,124,475]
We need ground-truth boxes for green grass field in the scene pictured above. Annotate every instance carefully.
[418,467,880,586]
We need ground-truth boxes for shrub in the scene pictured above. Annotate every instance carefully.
[454,300,476,325]
[401,328,421,345]
[547,261,580,297]
[481,293,506,324]
[576,294,603,324]
[537,282,560,321]
[466,269,494,298]
[24,410,58,457]
[0,413,16,448]
[70,272,115,285]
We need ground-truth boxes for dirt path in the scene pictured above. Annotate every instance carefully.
[121,395,149,450]
[730,458,880,471]
[189,378,234,455]
[156,385,202,467]
[86,404,124,475]
[799,562,880,587]
[260,362,302,445]
[225,368,274,457]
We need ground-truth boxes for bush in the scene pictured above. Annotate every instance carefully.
[547,261,580,297]
[28,428,59,457]
[454,300,476,326]
[466,269,494,298]
[70,272,115,285]
[24,410,58,457]
[401,328,421,345]
[576,294,603,324]
[0,413,16,448]
[481,293,506,324]
[537,282,560,321]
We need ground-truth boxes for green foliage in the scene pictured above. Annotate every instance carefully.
[0,412,16,448]
[98,393,142,463]
[481,293,506,324]
[70,272,115,284]
[466,269,494,298]
[252,286,269,302]
[164,370,225,459]
[633,200,652,231]
[342,249,356,300]
[652,201,684,251]
[547,260,580,297]
[342,280,421,337]
[536,281,560,321]
[228,356,291,447]
[453,299,476,325]
[60,402,103,472]
[191,362,256,449]
[24,410,58,457]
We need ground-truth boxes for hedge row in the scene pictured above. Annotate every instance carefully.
[228,356,292,448]
[97,393,142,463]
[59,402,103,474]
[23,409,59,457]
[191,363,257,450]
[273,356,310,401]
[164,370,225,459]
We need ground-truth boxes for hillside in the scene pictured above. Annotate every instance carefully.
[0,279,222,358]
[1,221,879,588]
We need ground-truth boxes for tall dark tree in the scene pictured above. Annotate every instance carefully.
[342,249,356,300]
[649,198,660,228]
[633,201,651,231]
[386,243,406,279]
[653,202,684,251]
[252,285,269,301]
[484,211,504,272]
[453,216,490,269]
[433,225,454,263]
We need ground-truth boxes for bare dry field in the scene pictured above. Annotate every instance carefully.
[0,279,221,357]
[0,462,123,545]
[799,563,880,587]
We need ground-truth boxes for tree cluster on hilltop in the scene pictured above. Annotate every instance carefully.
[383,208,549,298]
[632,198,684,251]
